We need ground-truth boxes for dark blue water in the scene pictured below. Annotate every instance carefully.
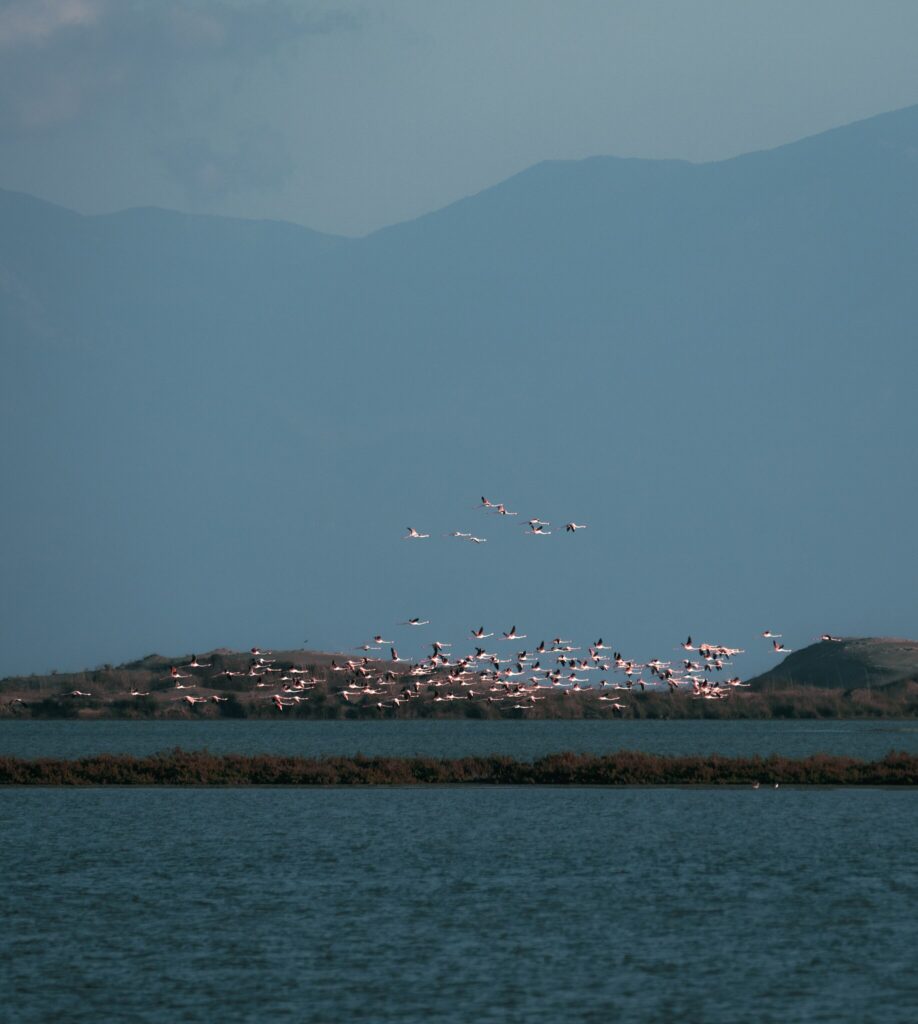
[2,719,917,760]
[2,787,917,1023]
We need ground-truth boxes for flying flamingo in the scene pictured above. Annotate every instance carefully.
[404,527,429,539]
[501,626,527,640]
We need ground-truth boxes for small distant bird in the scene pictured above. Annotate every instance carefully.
[761,630,782,639]
[471,626,494,639]
[819,633,843,642]
[401,617,430,626]
[404,527,429,539]
[772,640,792,653]
[565,522,587,532]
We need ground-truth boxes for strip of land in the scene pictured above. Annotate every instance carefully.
[1,751,916,785]
[4,639,918,719]
[3,646,918,719]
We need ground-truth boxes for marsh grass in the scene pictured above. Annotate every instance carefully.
[1,750,915,786]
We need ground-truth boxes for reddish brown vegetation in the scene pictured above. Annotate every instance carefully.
[1,750,915,786]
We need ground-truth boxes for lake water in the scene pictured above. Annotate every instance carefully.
[3,786,917,1023]
[4,722,917,1022]
[2,718,917,761]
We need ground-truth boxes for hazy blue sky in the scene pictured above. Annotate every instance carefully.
[2,0,918,234]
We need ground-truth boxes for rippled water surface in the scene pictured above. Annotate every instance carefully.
[3,787,917,1024]
[2,718,917,760]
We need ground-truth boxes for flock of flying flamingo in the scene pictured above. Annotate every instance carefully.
[405,496,588,543]
[49,495,841,712]
[136,625,833,715]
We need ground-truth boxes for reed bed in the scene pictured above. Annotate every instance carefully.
[1,750,916,785]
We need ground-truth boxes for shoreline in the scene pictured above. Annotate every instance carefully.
[3,689,916,721]
[3,645,916,722]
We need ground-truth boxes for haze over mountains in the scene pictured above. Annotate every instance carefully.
[3,105,918,678]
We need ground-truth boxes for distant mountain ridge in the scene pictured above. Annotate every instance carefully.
[3,105,918,677]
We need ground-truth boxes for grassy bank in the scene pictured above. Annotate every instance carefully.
[1,750,916,785]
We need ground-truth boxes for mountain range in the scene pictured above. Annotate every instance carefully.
[3,105,918,677]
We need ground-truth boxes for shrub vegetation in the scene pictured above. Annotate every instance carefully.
[0,750,915,786]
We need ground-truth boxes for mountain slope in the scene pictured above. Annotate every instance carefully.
[749,638,918,691]
[2,107,918,676]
